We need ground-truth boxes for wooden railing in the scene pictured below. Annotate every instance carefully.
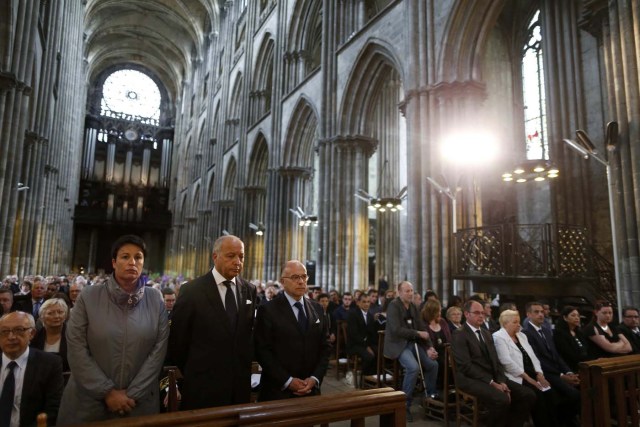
[579,354,640,427]
[82,387,405,426]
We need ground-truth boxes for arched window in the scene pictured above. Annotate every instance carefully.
[522,11,547,160]
[101,69,161,121]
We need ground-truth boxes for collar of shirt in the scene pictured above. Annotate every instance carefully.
[528,320,543,333]
[466,322,482,334]
[283,292,305,316]
[1,346,29,391]
[361,309,368,319]
[212,268,236,287]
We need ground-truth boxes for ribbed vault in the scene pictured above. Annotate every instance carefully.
[84,0,219,101]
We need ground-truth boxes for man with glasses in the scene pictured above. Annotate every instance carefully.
[0,311,63,426]
[618,306,640,353]
[255,260,330,401]
[168,235,257,409]
[451,300,535,427]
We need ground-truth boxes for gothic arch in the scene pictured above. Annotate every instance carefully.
[283,96,319,167]
[339,39,404,135]
[226,73,244,147]
[250,34,274,123]
[191,182,201,217]
[437,0,506,83]
[285,0,322,92]
[222,157,237,200]
[248,134,269,187]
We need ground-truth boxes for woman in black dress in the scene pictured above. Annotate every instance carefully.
[553,306,590,372]
[582,300,632,358]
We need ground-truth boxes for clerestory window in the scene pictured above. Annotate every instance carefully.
[522,10,547,160]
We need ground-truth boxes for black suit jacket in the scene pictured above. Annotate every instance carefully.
[451,323,506,387]
[6,348,64,427]
[254,294,330,401]
[522,321,571,375]
[618,324,640,354]
[167,272,257,409]
[31,324,70,373]
[346,309,378,354]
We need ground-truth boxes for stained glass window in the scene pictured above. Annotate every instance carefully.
[522,11,547,160]
[101,69,160,120]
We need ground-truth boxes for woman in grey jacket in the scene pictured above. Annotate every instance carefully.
[57,235,169,424]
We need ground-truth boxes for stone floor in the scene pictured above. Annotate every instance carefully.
[321,372,447,427]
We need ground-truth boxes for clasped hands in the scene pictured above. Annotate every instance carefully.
[288,377,317,396]
[105,389,136,416]
[490,380,511,401]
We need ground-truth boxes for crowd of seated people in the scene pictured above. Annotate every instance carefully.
[3,267,640,426]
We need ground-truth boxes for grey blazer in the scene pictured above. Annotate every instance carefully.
[383,298,429,359]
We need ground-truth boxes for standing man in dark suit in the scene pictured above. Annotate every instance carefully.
[254,260,330,401]
[346,293,379,375]
[451,300,535,427]
[168,235,257,410]
[0,311,64,426]
[618,306,640,353]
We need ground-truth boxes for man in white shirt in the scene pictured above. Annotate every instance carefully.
[0,311,63,426]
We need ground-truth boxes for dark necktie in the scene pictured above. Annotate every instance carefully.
[538,329,551,351]
[294,301,308,332]
[33,300,42,318]
[0,361,17,425]
[476,330,490,358]
[223,281,237,329]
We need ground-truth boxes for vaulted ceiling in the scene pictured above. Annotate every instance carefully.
[84,0,220,102]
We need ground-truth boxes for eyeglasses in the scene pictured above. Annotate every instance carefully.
[468,311,485,316]
[281,274,309,282]
[0,327,33,337]
[624,315,640,319]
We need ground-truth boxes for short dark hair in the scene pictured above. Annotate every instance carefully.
[111,235,147,259]
[622,306,639,317]
[317,293,329,300]
[367,289,378,296]
[525,301,544,313]
[594,300,612,311]
[357,293,369,302]
[463,299,482,313]
[0,288,13,299]
[342,292,352,297]
[161,287,175,296]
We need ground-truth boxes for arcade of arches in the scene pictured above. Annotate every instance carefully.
[1,0,640,307]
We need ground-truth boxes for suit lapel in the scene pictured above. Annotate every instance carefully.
[302,298,316,333]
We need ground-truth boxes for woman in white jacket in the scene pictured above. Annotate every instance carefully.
[493,310,560,426]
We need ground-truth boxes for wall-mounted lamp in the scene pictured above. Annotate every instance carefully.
[17,182,29,192]
[249,222,265,236]
[354,159,407,213]
[502,160,559,183]
[289,207,318,227]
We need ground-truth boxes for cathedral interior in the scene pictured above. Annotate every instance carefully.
[1,0,639,307]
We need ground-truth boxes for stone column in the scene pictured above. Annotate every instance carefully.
[581,0,640,307]
[317,136,376,291]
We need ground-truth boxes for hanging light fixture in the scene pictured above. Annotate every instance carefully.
[502,160,559,183]
[355,160,407,212]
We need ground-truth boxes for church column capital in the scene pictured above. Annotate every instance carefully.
[318,135,378,157]
[427,80,487,103]
[277,167,313,179]
[579,0,608,38]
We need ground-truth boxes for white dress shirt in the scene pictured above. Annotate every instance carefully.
[1,347,30,427]
[211,268,237,309]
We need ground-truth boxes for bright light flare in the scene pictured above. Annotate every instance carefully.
[441,132,498,165]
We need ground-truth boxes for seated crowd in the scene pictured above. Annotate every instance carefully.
[1,269,639,426]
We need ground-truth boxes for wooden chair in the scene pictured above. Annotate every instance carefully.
[161,366,183,413]
[361,330,400,389]
[447,347,482,427]
[338,319,361,387]
[334,319,350,380]
[423,344,457,425]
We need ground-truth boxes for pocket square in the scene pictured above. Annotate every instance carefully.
[315,319,320,324]
[246,300,252,305]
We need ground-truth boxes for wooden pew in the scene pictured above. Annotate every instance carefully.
[579,354,640,427]
[84,387,405,427]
